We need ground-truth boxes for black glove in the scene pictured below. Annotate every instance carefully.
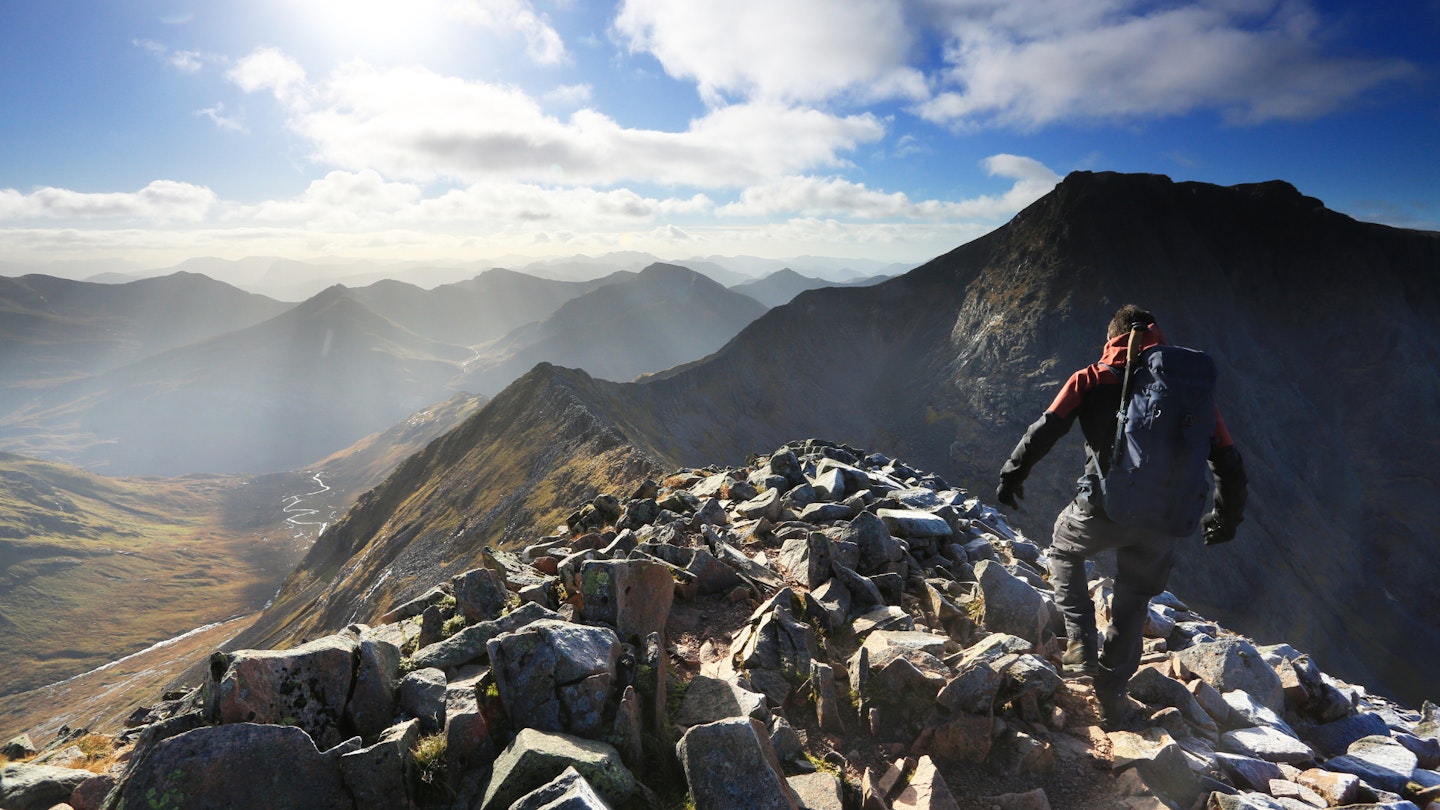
[1202,510,1236,545]
[996,479,1024,510]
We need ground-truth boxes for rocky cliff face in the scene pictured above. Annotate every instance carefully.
[7,440,1437,810]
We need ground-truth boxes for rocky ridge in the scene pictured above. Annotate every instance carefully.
[4,440,1437,810]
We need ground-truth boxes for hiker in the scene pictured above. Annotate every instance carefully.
[994,305,1247,727]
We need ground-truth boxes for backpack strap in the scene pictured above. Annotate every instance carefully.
[1108,322,1149,471]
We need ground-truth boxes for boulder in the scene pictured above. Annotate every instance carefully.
[1219,726,1314,764]
[839,511,903,575]
[811,660,846,735]
[453,567,511,624]
[412,601,557,670]
[446,678,495,782]
[346,630,403,739]
[676,717,799,810]
[1214,753,1284,791]
[110,723,351,810]
[0,764,95,810]
[510,766,613,810]
[732,588,814,676]
[974,561,1049,645]
[877,508,953,539]
[800,502,856,524]
[736,489,784,522]
[891,755,960,810]
[778,532,833,589]
[936,661,1004,716]
[1108,728,1201,806]
[339,719,420,810]
[675,675,768,728]
[1302,710,1391,758]
[1295,767,1364,806]
[954,633,1032,670]
[480,728,634,810]
[399,667,448,732]
[1176,639,1285,714]
[579,558,675,644]
[917,714,994,763]
[2,734,36,760]
[1127,667,1218,736]
[787,772,844,810]
[69,773,116,810]
[378,584,453,624]
[1323,734,1419,794]
[488,619,622,739]
[213,632,359,749]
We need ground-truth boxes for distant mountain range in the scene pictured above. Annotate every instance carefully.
[730,266,890,307]
[233,172,1440,710]
[0,261,813,474]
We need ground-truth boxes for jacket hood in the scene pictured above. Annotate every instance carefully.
[1099,323,1168,367]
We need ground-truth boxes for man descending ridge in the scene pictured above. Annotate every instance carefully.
[996,305,1248,728]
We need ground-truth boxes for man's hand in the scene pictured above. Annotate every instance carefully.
[996,480,1024,510]
[1202,511,1236,545]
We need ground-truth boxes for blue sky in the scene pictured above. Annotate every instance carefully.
[1,0,1436,268]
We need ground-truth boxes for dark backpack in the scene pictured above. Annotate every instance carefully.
[1101,342,1217,536]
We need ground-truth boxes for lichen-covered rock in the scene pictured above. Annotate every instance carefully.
[488,619,621,739]
[677,717,799,810]
[877,508,953,540]
[111,723,352,810]
[787,771,844,810]
[1176,639,1285,714]
[213,632,359,749]
[732,588,815,676]
[339,719,419,810]
[453,566,511,624]
[0,763,95,810]
[346,627,403,740]
[579,558,675,644]
[510,765,613,810]
[412,601,557,670]
[675,675,768,728]
[399,667,448,732]
[480,729,634,810]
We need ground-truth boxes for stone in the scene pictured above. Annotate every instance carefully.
[831,564,885,619]
[213,632,359,749]
[675,675,769,728]
[579,558,675,644]
[891,755,960,810]
[840,511,904,575]
[446,679,495,782]
[996,653,1063,707]
[1176,639,1285,714]
[339,719,420,810]
[346,630,403,739]
[0,764,95,810]
[984,788,1052,810]
[812,660,846,735]
[1189,677,1235,726]
[1295,767,1363,805]
[787,771,845,810]
[779,532,834,589]
[399,667,448,732]
[1220,726,1315,764]
[1204,793,1289,810]
[379,584,453,624]
[1215,753,1285,791]
[1267,778,1326,807]
[1323,734,1420,794]
[1224,690,1300,738]
[488,619,622,739]
[677,717,799,810]
[692,497,730,528]
[453,566,511,624]
[510,765,614,810]
[853,606,916,636]
[990,729,1055,775]
[1303,710,1392,758]
[613,685,644,769]
[69,773,116,810]
[1128,667,1218,736]
[686,548,747,595]
[412,601,557,670]
[1396,732,1440,769]
[736,489,784,522]
[733,588,815,676]
[109,723,351,810]
[480,728,635,810]
[771,450,805,486]
[770,716,807,767]
[877,508,953,539]
[810,578,852,632]
[973,560,1050,645]
[918,714,994,764]
[2,734,36,760]
[1108,727,1202,806]
[954,633,1032,670]
[936,661,1003,715]
[801,502,857,523]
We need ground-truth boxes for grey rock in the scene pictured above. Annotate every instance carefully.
[811,660,846,735]
[736,489,784,522]
[770,450,805,486]
[675,675,768,728]
[1394,732,1440,769]
[677,717,799,810]
[399,667,448,732]
[446,680,494,783]
[974,560,1049,645]
[996,654,1063,706]
[1128,667,1219,736]
[110,723,351,810]
[339,719,419,810]
[1219,726,1315,764]
[779,532,834,589]
[877,508,953,539]
[1176,639,1285,714]
[1205,792,1290,809]
[612,686,643,769]
[829,563,884,619]
[852,605,915,636]
[936,661,1004,716]
[891,755,961,809]
[733,588,815,676]
[480,728,634,810]
[787,771,844,810]
[839,511,903,575]
[346,631,403,739]
[1323,734,1419,794]
[963,538,999,563]
[800,502,856,523]
[488,619,622,739]
[809,578,851,632]
[412,601,557,670]
[1215,752,1285,791]
[213,632,359,749]
[1107,727,1201,805]
[769,716,807,767]
[692,497,730,528]
[378,584,453,624]
[511,766,613,810]
[955,632,1033,670]
[0,763,95,810]
[2,734,36,760]
[1224,690,1299,738]
[579,558,675,644]
[70,773,116,810]
[453,566,511,624]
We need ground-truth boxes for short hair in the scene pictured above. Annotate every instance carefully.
[1108,305,1156,339]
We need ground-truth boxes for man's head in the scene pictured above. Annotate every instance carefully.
[1108,305,1156,339]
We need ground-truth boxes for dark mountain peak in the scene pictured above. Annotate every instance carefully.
[292,283,357,314]
[637,261,707,283]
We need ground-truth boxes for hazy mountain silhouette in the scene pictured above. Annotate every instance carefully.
[453,263,767,395]
[0,286,471,475]
[731,266,890,307]
[0,272,289,409]
[239,172,1439,706]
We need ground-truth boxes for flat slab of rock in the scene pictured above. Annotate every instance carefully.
[0,763,96,810]
[677,717,799,810]
[214,632,359,749]
[1176,639,1284,714]
[675,675,768,728]
[1219,726,1314,764]
[481,728,634,810]
[1322,734,1419,793]
[787,771,844,810]
[877,508,953,539]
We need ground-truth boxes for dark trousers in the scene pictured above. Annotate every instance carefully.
[1049,501,1176,696]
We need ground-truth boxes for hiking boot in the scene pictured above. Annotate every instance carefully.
[1061,639,1099,677]
[1096,689,1138,732]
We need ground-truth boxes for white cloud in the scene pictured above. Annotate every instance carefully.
[543,83,593,106]
[916,0,1414,127]
[613,0,927,105]
[197,102,245,133]
[442,0,568,65]
[134,39,208,73]
[719,153,1060,220]
[0,181,217,222]
[229,51,885,187]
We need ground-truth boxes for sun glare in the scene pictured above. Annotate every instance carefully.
[286,0,459,62]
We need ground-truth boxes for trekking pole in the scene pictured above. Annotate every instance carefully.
[1109,322,1146,470]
